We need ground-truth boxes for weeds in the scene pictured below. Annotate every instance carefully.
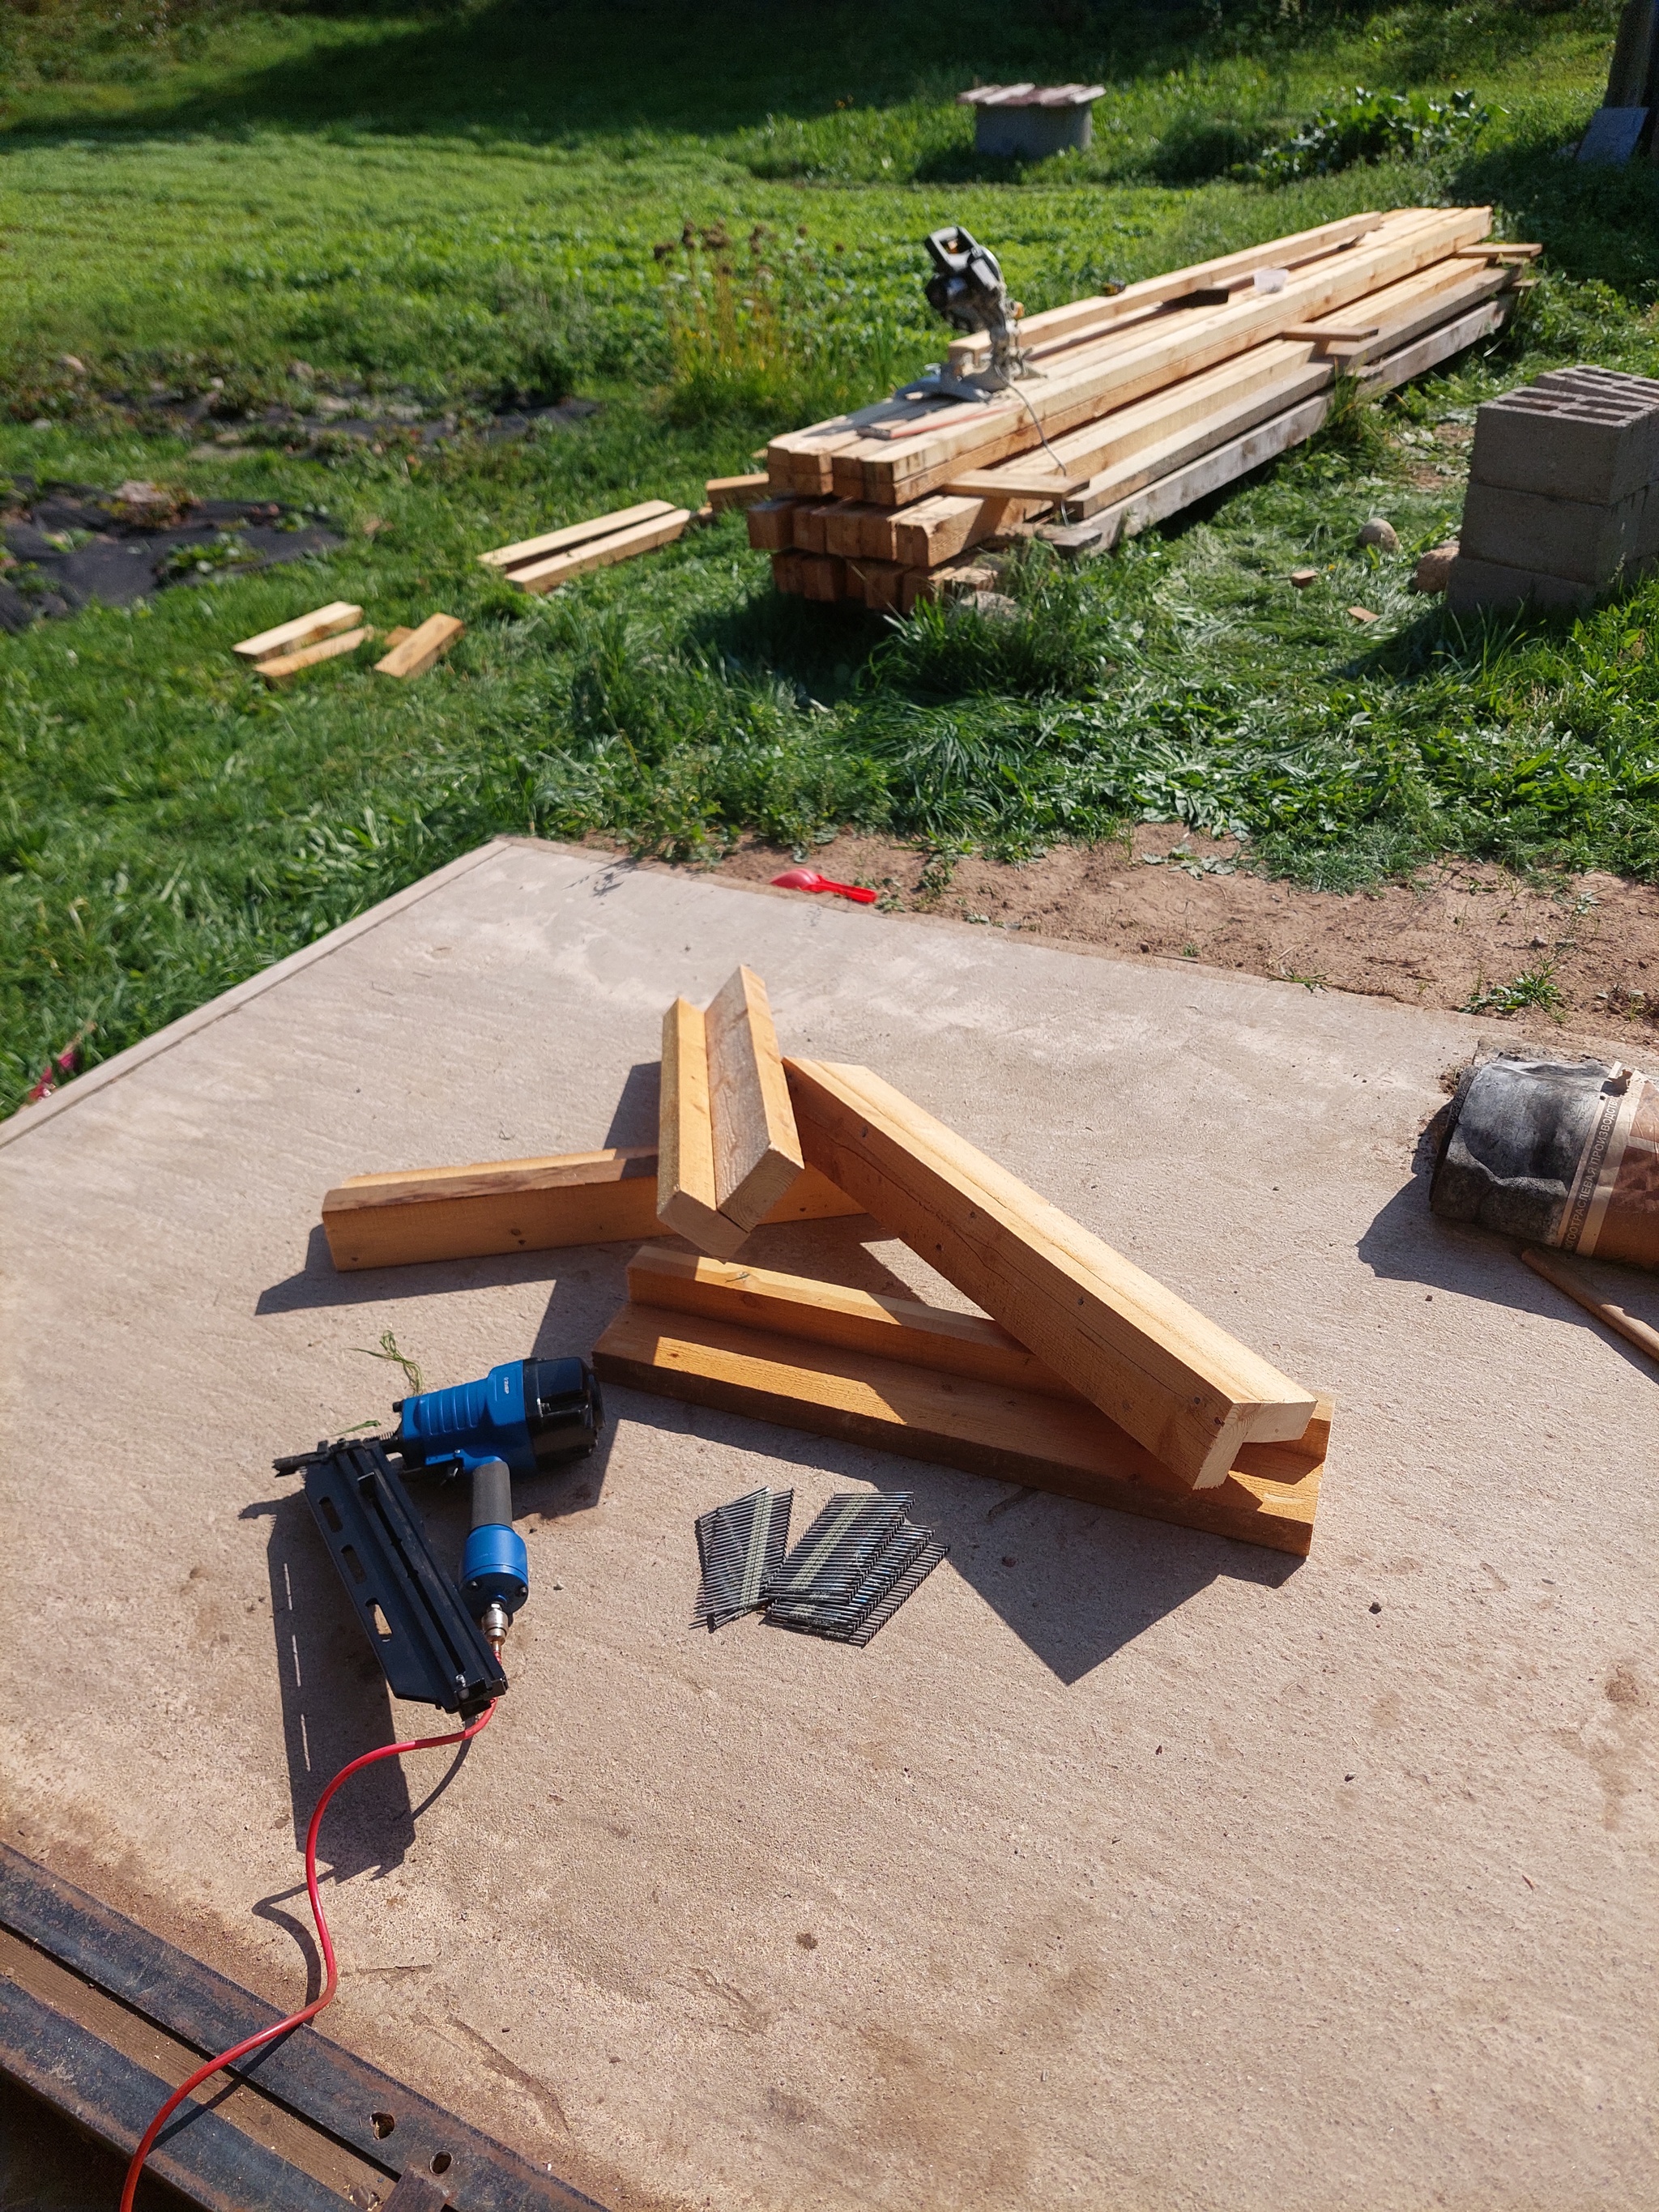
[656,220,909,427]
[1465,957,1565,1015]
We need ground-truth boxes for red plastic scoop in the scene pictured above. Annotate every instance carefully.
[770,868,878,905]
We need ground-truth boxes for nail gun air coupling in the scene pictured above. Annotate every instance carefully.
[462,1457,529,1659]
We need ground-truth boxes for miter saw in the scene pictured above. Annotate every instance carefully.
[901,224,1035,403]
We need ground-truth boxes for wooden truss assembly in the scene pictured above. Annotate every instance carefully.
[319,966,1333,1549]
[752,205,1535,601]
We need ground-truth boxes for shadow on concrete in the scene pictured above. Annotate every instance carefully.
[256,1222,591,1312]
[1358,1110,1659,1381]
[603,1059,660,1149]
[240,1492,416,1877]
[604,1386,1296,1686]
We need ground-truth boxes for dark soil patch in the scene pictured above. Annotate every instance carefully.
[0,479,341,630]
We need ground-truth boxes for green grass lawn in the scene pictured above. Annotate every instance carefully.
[3,0,1658,1112]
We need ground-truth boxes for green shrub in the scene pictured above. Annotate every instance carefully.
[1256,86,1491,181]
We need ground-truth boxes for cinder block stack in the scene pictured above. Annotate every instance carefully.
[1448,365,1659,612]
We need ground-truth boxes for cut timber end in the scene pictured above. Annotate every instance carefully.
[594,1302,1330,1557]
[373,614,463,679]
[705,965,805,1232]
[783,1057,1317,1489]
[705,472,773,512]
[233,602,361,661]
[659,999,749,1258]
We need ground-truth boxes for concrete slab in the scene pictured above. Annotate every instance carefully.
[2,837,1654,2212]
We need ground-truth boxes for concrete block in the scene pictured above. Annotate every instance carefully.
[1535,362,1659,407]
[1576,105,1650,164]
[1445,552,1598,615]
[1469,381,1659,505]
[1459,476,1649,583]
[975,103,1094,157]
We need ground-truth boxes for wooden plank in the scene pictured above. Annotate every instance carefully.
[257,625,373,683]
[373,613,463,679]
[232,602,361,662]
[624,1242,1074,1395]
[705,472,773,512]
[942,210,1390,371]
[509,508,691,594]
[784,1059,1317,1487]
[1043,392,1334,556]
[1358,296,1509,394]
[1045,291,1512,556]
[477,500,676,572]
[863,207,1491,504]
[771,548,806,595]
[1057,362,1333,522]
[1315,263,1515,364]
[705,965,805,1231]
[745,497,799,551]
[658,999,748,1257]
[321,1150,861,1269]
[1285,254,1508,347]
[594,1304,1328,1556]
[943,467,1087,499]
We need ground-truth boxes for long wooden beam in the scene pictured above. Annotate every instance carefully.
[855,209,1490,505]
[705,965,805,1232]
[594,1302,1328,1555]
[322,1149,861,1269]
[942,211,1389,372]
[625,1241,1076,1396]
[783,1060,1318,1489]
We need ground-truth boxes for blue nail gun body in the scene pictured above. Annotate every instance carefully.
[276,1357,603,1716]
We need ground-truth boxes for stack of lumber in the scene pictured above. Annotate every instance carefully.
[750,207,1537,603]
[320,961,1330,1554]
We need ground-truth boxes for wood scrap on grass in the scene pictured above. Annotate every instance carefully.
[478,499,692,594]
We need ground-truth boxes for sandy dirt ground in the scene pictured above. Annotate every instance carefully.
[700,828,1659,1064]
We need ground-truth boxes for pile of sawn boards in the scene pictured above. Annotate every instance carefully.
[749,207,1536,607]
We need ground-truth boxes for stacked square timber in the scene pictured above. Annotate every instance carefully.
[750,207,1535,595]
[593,969,1334,1555]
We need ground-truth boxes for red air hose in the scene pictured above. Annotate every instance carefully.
[120,1700,496,2212]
